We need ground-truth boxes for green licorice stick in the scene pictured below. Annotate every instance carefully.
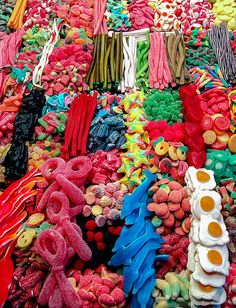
[107,65,111,90]
[99,33,105,84]
[171,34,181,78]
[136,61,149,78]
[176,38,185,78]
[89,65,96,89]
[119,31,123,81]
[104,42,111,89]
[86,35,98,84]
[115,33,120,84]
[95,34,101,85]
[110,32,116,83]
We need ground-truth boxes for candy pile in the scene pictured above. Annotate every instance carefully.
[88,149,122,184]
[149,32,173,89]
[28,139,62,170]
[110,171,167,307]
[185,29,218,69]
[152,270,190,307]
[118,92,150,187]
[208,24,236,84]
[66,265,127,307]
[0,112,15,146]
[179,0,214,32]
[55,0,94,37]
[23,0,56,30]
[86,33,123,92]
[165,32,191,85]
[217,179,236,262]
[180,84,206,169]
[83,181,127,225]
[76,216,123,268]
[34,112,67,141]
[212,0,236,31]
[0,0,15,33]
[42,44,93,96]
[190,65,230,94]
[143,88,183,123]
[105,0,130,31]
[128,0,154,30]
[136,36,150,90]
[204,149,236,183]
[147,179,190,236]
[186,166,230,306]
[151,0,181,31]
[87,103,126,153]
[61,93,97,159]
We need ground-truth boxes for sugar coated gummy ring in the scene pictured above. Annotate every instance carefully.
[46,191,70,224]
[65,156,92,180]
[147,158,159,173]
[159,158,172,173]
[155,140,169,156]
[36,228,66,262]
[168,146,178,160]
[41,157,66,180]
[177,147,187,161]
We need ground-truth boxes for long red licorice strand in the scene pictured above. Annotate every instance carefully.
[76,94,88,154]
[81,92,98,155]
[71,97,82,157]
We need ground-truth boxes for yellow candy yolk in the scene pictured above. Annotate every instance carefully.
[208,222,222,238]
[207,250,223,265]
[196,170,210,182]
[198,283,214,293]
[200,196,214,212]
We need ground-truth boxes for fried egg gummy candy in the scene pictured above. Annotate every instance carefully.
[185,166,230,307]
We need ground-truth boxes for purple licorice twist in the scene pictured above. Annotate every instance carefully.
[47,191,92,261]
[34,229,82,308]
[37,156,92,213]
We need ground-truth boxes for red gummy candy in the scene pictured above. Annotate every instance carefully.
[187,151,206,168]
[184,121,202,137]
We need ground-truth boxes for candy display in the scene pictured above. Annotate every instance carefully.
[0,1,236,308]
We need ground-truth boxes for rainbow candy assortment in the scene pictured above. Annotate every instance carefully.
[0,1,236,308]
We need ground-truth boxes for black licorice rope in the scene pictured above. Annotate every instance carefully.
[208,24,236,84]
[4,89,46,179]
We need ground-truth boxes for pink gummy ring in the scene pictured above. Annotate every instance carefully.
[41,157,66,180]
[201,115,213,131]
[65,156,92,181]
[214,117,230,131]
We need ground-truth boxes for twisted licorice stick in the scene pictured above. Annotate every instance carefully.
[93,0,107,36]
